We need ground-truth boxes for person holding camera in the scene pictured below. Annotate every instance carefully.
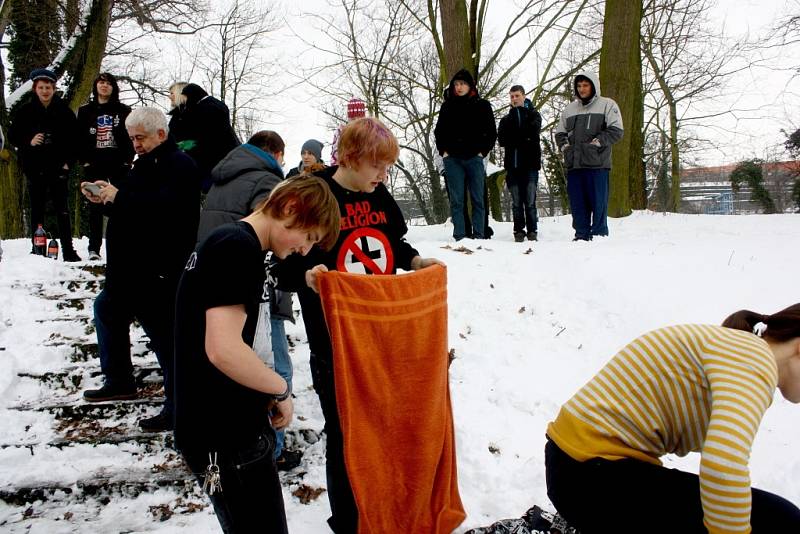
[9,68,81,261]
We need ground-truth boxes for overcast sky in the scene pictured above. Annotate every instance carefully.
[159,0,799,170]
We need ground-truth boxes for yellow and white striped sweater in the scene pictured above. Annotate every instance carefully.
[547,324,778,534]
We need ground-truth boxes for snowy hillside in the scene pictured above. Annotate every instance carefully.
[1,211,799,532]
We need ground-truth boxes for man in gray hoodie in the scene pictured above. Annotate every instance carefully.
[554,72,623,241]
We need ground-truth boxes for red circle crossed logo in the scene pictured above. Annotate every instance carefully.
[336,227,394,274]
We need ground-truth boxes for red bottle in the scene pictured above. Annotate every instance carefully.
[47,238,59,260]
[33,224,47,255]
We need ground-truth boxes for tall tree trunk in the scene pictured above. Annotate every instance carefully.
[63,0,112,111]
[667,100,680,211]
[628,59,646,209]
[439,0,473,80]
[598,0,642,217]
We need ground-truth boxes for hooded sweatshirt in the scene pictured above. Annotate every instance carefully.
[434,69,497,159]
[76,83,134,174]
[554,72,623,170]
[197,143,294,322]
[179,83,241,189]
[197,143,284,244]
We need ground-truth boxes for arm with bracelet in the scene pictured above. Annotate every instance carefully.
[206,304,293,429]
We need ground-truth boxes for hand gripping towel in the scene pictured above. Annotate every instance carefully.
[318,264,465,534]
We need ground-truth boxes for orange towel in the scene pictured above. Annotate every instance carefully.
[318,264,465,534]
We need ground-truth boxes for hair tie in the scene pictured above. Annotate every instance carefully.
[752,321,767,337]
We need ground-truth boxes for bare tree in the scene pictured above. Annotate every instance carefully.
[179,0,281,140]
[640,0,747,212]
[0,0,209,237]
[300,0,600,223]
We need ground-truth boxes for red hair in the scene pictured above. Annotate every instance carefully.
[337,118,399,170]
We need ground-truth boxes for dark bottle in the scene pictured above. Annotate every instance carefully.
[33,224,47,255]
[47,238,59,260]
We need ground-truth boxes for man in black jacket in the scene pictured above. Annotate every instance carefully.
[434,69,496,241]
[77,72,135,259]
[9,68,81,261]
[498,85,542,242]
[179,83,240,192]
[80,107,199,433]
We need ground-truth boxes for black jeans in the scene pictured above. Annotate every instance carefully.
[310,353,359,533]
[544,437,800,533]
[27,170,75,251]
[182,429,287,534]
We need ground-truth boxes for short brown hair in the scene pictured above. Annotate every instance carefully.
[260,174,340,251]
[337,117,399,170]
[248,131,285,155]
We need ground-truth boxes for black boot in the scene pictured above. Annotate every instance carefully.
[63,248,82,262]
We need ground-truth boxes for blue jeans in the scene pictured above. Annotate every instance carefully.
[94,285,176,416]
[182,429,288,534]
[444,155,486,239]
[566,168,609,240]
[506,169,539,234]
[271,318,292,457]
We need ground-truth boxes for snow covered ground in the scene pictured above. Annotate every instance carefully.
[1,211,799,532]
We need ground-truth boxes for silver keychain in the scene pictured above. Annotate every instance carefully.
[202,452,222,495]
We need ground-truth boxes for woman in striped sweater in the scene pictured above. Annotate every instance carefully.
[545,304,800,533]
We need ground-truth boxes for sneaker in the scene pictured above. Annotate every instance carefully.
[513,232,525,243]
[83,384,137,402]
[63,249,82,262]
[526,231,538,241]
[139,411,174,432]
[275,449,303,471]
[88,250,101,261]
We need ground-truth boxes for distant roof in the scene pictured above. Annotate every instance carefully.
[682,160,800,177]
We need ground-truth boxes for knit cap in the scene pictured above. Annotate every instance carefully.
[301,139,324,161]
[347,98,367,120]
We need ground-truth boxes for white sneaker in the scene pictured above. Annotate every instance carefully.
[88,251,102,261]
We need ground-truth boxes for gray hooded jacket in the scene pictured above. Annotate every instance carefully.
[554,72,623,170]
[197,143,294,322]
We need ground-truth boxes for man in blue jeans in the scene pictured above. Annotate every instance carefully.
[554,72,623,241]
[434,69,496,240]
[81,108,199,433]
[498,84,542,242]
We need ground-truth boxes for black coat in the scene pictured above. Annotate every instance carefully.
[9,94,78,175]
[179,85,240,189]
[497,101,542,172]
[434,71,496,159]
[103,138,199,293]
[76,99,135,174]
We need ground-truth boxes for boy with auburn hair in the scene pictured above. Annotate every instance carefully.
[282,117,444,532]
[173,174,340,532]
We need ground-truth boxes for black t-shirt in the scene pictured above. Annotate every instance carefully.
[173,221,272,452]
